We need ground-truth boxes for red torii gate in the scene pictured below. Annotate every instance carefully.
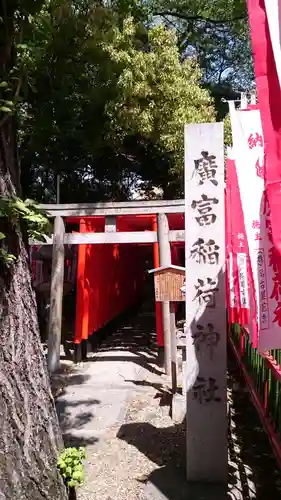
[67,213,184,346]
[32,200,185,372]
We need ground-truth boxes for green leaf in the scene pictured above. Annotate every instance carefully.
[13,198,30,214]
[4,101,15,107]
[28,231,48,242]
[23,214,45,223]
[24,198,38,207]
[0,106,12,113]
[0,81,8,88]
[6,254,16,262]
[0,249,17,265]
[72,470,84,482]
[0,232,6,240]
[58,458,66,468]
[17,44,28,50]
[74,464,83,473]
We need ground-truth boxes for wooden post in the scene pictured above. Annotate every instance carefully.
[240,91,248,110]
[181,347,187,396]
[105,215,116,232]
[74,219,88,362]
[250,90,257,105]
[152,217,164,349]
[184,122,227,482]
[169,302,177,393]
[48,216,65,373]
[56,174,60,204]
[157,213,177,378]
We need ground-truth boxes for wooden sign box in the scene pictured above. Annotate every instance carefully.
[149,265,185,302]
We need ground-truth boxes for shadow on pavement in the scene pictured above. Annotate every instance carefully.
[117,419,230,499]
[117,353,281,500]
[53,370,100,447]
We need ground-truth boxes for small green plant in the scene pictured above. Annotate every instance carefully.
[57,447,86,489]
[0,196,51,266]
[0,232,17,265]
[0,197,51,241]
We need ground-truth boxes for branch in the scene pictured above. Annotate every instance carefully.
[0,114,9,130]
[14,75,22,101]
[154,11,247,25]
[162,14,186,36]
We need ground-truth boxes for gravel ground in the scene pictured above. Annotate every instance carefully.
[54,306,281,500]
[77,378,184,500]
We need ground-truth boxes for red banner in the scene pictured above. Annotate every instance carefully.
[247,0,281,253]
[226,156,258,342]
[225,157,240,324]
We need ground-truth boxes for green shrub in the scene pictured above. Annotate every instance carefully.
[57,447,86,488]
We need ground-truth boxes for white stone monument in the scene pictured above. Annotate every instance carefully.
[184,122,227,483]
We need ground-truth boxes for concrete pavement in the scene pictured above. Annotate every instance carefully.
[56,310,161,446]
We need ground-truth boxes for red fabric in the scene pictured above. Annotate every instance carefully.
[225,180,233,321]
[247,0,281,252]
[230,160,251,328]
[226,158,258,344]
[225,159,241,324]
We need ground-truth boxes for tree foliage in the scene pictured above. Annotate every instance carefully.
[2,0,248,203]
[149,0,253,90]
[19,1,215,201]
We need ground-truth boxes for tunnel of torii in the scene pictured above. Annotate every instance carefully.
[31,199,185,372]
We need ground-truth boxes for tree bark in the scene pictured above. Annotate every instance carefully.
[0,114,68,500]
[0,4,67,498]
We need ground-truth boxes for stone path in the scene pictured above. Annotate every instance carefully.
[54,306,281,499]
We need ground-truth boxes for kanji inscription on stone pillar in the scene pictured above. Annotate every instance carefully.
[184,122,227,483]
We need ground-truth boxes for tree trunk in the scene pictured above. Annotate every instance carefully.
[0,5,67,496]
[0,117,68,500]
